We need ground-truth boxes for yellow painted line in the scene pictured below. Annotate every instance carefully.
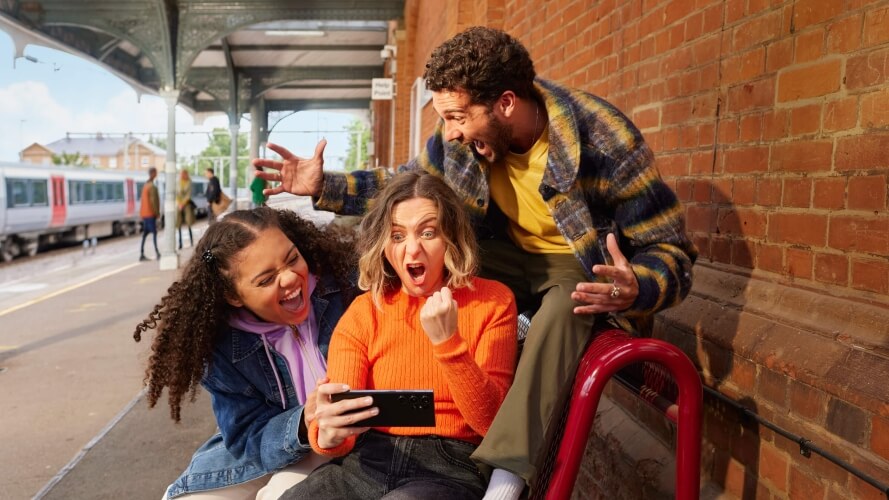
[0,263,140,318]
[0,345,19,351]
[67,302,109,313]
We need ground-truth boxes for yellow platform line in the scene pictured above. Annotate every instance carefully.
[0,263,140,318]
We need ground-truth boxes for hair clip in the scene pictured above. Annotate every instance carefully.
[202,249,215,264]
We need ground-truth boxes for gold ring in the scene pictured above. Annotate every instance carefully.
[610,285,621,298]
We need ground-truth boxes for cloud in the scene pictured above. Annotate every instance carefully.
[0,80,233,162]
[0,39,361,167]
[0,81,73,159]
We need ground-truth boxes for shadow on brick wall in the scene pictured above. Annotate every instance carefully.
[663,178,763,499]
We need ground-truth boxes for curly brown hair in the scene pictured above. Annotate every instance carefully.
[423,26,536,106]
[133,207,357,421]
[357,172,478,308]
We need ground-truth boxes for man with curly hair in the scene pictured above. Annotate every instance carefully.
[254,26,696,499]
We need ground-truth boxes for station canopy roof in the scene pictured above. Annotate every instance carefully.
[0,1,404,121]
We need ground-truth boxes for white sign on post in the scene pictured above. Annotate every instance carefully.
[371,78,394,100]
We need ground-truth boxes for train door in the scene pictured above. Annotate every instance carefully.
[126,178,135,216]
[50,175,66,226]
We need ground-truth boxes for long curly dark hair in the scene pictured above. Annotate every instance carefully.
[423,26,536,105]
[133,207,357,421]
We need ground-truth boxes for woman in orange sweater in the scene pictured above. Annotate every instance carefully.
[281,172,517,499]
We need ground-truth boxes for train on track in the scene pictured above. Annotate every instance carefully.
[0,162,209,261]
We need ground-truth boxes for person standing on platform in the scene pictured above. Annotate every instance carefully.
[139,166,161,262]
[254,26,697,499]
[251,167,269,208]
[205,167,222,223]
[176,169,196,249]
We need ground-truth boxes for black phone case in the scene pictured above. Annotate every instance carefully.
[331,389,436,427]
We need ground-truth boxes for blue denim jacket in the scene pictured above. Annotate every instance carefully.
[166,274,349,497]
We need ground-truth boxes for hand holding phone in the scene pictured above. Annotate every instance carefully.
[331,389,435,427]
[314,383,377,449]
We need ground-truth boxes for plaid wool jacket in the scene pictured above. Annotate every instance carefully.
[315,79,696,330]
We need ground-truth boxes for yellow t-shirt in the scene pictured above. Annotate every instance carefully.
[489,125,573,254]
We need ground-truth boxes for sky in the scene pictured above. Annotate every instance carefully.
[0,30,364,169]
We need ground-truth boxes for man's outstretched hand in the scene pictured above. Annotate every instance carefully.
[252,140,327,197]
[571,233,639,314]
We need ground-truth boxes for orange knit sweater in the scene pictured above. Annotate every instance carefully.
[309,277,517,456]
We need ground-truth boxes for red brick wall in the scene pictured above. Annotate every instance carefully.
[389,1,889,498]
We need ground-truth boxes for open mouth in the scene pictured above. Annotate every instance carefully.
[280,288,305,313]
[406,263,426,284]
[469,140,492,161]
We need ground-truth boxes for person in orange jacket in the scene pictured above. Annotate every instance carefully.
[139,167,160,261]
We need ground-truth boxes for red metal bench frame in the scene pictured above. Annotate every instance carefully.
[535,328,703,499]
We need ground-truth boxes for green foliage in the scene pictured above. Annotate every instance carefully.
[343,120,370,172]
[147,135,167,151]
[51,151,87,167]
[195,128,250,186]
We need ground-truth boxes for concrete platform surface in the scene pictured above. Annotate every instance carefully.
[0,198,338,500]
[39,391,217,500]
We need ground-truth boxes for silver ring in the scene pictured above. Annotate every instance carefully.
[610,285,621,298]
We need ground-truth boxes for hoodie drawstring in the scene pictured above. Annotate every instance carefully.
[259,334,287,410]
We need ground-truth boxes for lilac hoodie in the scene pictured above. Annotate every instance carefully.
[228,273,327,408]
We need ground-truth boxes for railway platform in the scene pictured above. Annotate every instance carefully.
[1,237,216,500]
[0,196,333,500]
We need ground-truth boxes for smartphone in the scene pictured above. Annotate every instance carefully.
[331,389,436,427]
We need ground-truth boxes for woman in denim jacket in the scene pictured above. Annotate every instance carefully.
[135,207,358,499]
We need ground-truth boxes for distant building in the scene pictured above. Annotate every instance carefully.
[19,133,166,170]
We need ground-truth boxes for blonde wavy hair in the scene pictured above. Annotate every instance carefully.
[357,171,478,307]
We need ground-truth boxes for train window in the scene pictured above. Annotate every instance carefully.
[84,182,95,203]
[31,181,48,205]
[8,180,27,207]
[96,183,107,202]
[114,183,124,202]
[6,178,49,208]
[135,182,145,201]
[68,181,81,204]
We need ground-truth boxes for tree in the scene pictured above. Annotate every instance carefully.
[195,128,250,186]
[51,151,87,167]
[147,135,167,151]
[343,119,370,172]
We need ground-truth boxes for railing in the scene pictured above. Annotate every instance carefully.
[534,328,703,499]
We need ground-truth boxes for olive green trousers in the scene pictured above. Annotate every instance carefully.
[471,238,599,488]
